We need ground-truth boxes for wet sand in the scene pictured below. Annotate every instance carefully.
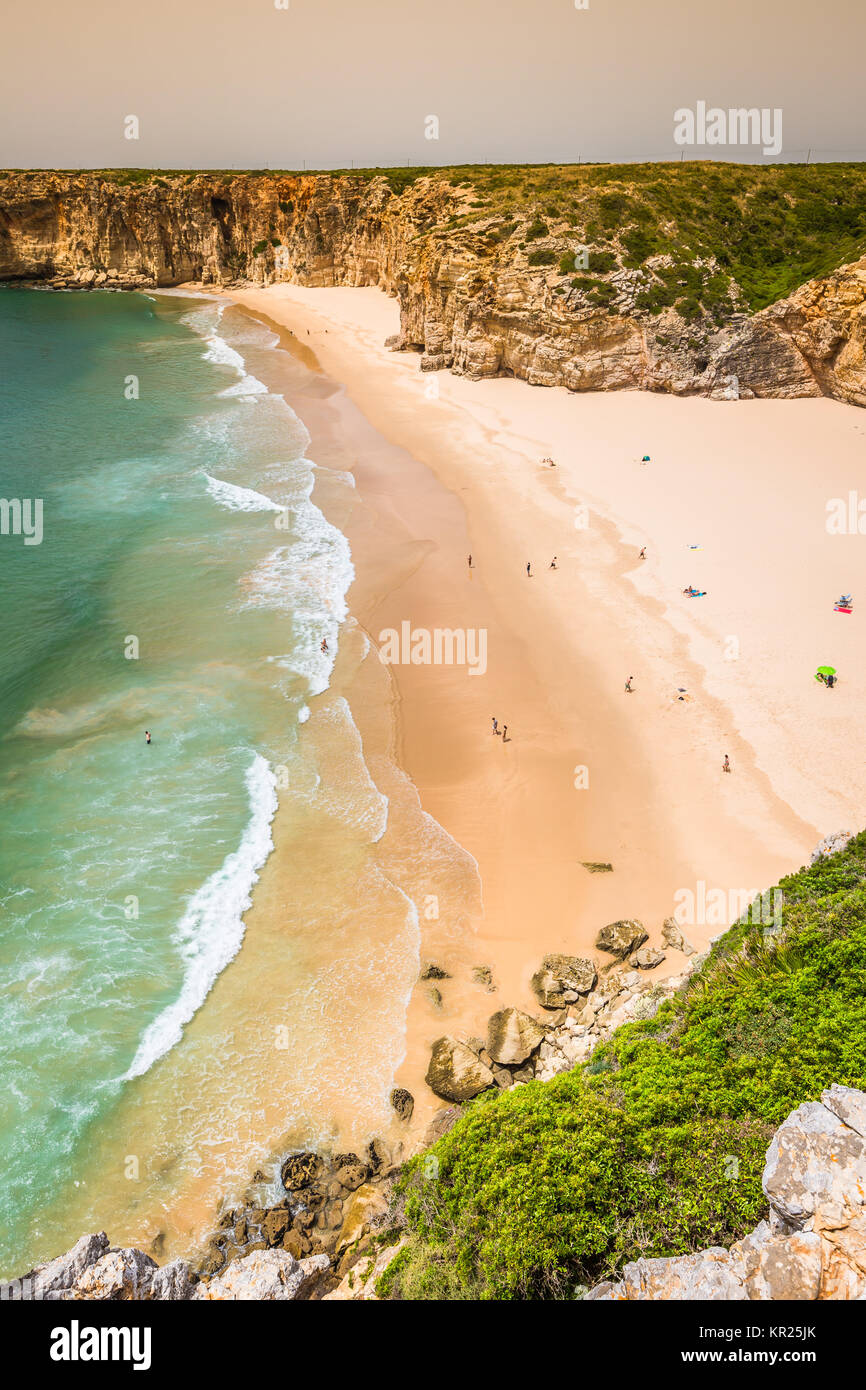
[222,283,855,1137]
[27,278,863,1272]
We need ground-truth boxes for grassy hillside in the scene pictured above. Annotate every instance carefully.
[382,833,866,1300]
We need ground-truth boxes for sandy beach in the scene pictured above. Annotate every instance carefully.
[213,281,866,1136]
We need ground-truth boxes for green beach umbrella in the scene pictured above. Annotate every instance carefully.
[816,665,837,677]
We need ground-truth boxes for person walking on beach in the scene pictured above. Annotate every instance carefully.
[549,556,557,569]
[639,547,646,560]
[321,638,329,653]
[526,562,532,577]
[502,724,508,742]
[625,676,634,693]
[145,730,152,745]
[468,554,473,569]
[723,754,731,773]
[492,717,499,735]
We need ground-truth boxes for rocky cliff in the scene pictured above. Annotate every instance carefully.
[1,168,865,406]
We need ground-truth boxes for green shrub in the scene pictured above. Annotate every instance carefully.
[527,248,557,266]
[387,833,866,1298]
[589,249,618,274]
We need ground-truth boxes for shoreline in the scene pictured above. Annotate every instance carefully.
[213,283,861,1130]
[6,278,865,1281]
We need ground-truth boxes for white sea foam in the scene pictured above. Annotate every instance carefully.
[185,307,269,398]
[240,474,355,698]
[124,753,278,1080]
[218,373,269,399]
[203,472,284,514]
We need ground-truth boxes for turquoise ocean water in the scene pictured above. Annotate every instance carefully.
[0,287,358,1272]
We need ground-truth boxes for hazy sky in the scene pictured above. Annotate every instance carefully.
[2,0,863,169]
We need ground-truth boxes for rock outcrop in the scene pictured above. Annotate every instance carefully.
[1,1235,180,1301]
[486,1007,545,1065]
[425,1036,496,1102]
[530,953,597,1009]
[389,1086,415,1122]
[1,170,865,407]
[587,1085,866,1300]
[194,1249,330,1301]
[811,830,854,864]
[595,919,648,958]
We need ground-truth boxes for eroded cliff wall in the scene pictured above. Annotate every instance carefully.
[1,170,865,406]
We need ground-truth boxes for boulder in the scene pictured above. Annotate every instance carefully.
[734,1222,822,1301]
[28,1232,110,1300]
[596,919,648,957]
[530,953,597,1009]
[420,962,449,980]
[281,1151,323,1192]
[822,1082,866,1138]
[390,1087,414,1122]
[195,1249,330,1301]
[486,1007,545,1065]
[762,1100,866,1230]
[148,1259,194,1300]
[262,1208,292,1247]
[334,1161,369,1193]
[630,947,666,970]
[425,1036,495,1102]
[810,830,853,864]
[71,1248,158,1300]
[611,1249,750,1300]
[281,1231,307,1260]
[661,916,696,955]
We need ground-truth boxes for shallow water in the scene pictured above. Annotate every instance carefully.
[0,286,483,1274]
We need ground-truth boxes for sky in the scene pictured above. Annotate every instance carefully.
[2,0,863,169]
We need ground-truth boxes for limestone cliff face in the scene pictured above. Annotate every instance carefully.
[716,259,866,408]
[1,170,864,407]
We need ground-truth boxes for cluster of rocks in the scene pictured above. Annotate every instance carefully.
[43,267,153,291]
[2,1142,399,1301]
[424,917,699,1101]
[0,1229,329,1302]
[194,1140,397,1295]
[587,1085,866,1300]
